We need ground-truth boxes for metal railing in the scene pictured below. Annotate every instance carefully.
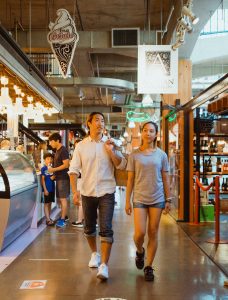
[28,53,73,77]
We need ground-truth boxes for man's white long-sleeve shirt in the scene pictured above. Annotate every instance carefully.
[68,136,127,197]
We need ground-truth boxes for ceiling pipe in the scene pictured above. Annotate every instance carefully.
[156,5,174,45]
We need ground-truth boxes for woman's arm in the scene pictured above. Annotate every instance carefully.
[162,171,172,213]
[125,171,134,215]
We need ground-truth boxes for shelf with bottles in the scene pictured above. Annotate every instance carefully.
[194,172,228,176]
[198,133,228,137]
[209,191,228,194]
[198,176,228,193]
[194,153,228,156]
[193,156,228,174]
[193,136,228,154]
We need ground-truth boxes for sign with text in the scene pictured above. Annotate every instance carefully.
[137,45,178,94]
[47,9,79,78]
[20,280,47,290]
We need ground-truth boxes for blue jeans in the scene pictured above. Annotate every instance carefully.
[81,193,115,243]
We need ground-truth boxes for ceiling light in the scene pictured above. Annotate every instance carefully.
[171,39,183,51]
[178,17,193,33]
[123,131,129,138]
[0,87,12,106]
[15,97,24,115]
[1,76,8,85]
[142,94,153,106]
[182,5,199,25]
[128,121,135,128]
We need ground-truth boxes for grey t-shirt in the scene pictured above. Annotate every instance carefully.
[127,148,169,204]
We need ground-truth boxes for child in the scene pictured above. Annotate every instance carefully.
[41,153,55,226]
[71,138,84,228]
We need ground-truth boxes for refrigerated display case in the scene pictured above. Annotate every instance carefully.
[0,150,38,252]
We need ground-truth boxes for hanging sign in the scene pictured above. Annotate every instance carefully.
[138,45,178,94]
[47,9,79,78]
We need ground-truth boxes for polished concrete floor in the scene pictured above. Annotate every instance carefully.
[179,215,228,277]
[0,190,228,300]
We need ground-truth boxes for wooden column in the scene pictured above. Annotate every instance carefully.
[162,59,192,221]
[131,123,141,149]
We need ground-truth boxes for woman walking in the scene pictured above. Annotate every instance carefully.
[125,121,172,281]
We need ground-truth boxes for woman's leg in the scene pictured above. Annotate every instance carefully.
[133,208,147,253]
[146,208,163,266]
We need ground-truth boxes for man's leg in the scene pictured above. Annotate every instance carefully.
[82,195,100,267]
[98,193,115,264]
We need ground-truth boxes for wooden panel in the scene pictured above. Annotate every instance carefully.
[163,59,192,106]
[163,59,192,220]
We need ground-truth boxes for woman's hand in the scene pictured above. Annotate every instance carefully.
[163,202,171,214]
[125,201,132,215]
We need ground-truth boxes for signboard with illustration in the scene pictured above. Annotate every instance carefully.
[20,280,47,289]
[47,9,79,78]
[138,45,178,94]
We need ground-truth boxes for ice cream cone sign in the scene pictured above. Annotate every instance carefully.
[47,9,79,78]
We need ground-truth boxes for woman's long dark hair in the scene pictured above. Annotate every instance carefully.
[141,121,158,146]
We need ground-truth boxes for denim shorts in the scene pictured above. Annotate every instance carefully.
[56,179,70,198]
[133,201,165,209]
[81,193,115,244]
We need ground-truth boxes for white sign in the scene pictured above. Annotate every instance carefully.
[20,280,47,290]
[137,45,178,94]
[47,9,79,78]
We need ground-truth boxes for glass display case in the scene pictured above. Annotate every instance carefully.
[0,150,38,252]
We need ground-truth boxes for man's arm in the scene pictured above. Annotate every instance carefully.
[104,140,127,169]
[48,159,69,173]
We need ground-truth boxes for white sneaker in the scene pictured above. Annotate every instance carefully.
[88,252,101,268]
[97,263,109,280]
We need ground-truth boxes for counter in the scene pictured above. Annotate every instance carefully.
[0,150,38,251]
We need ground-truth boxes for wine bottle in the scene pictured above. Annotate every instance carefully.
[222,178,225,191]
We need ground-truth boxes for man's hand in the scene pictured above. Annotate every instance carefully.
[48,167,54,174]
[125,201,132,215]
[104,139,115,153]
[72,191,80,206]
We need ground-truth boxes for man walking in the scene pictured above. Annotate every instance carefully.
[48,132,70,228]
[69,112,126,280]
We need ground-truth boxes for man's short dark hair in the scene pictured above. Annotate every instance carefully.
[86,112,105,130]
[43,152,54,160]
[49,132,61,143]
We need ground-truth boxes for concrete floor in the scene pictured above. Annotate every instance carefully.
[0,190,228,300]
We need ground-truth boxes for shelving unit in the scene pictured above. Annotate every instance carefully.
[193,109,228,218]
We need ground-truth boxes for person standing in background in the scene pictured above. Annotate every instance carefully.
[0,139,11,150]
[125,121,171,281]
[48,132,70,228]
[33,141,47,170]
[71,138,84,228]
[41,152,55,226]
[69,112,127,280]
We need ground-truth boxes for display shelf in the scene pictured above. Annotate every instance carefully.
[194,153,228,156]
[209,191,228,194]
[198,133,228,137]
[195,172,228,176]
